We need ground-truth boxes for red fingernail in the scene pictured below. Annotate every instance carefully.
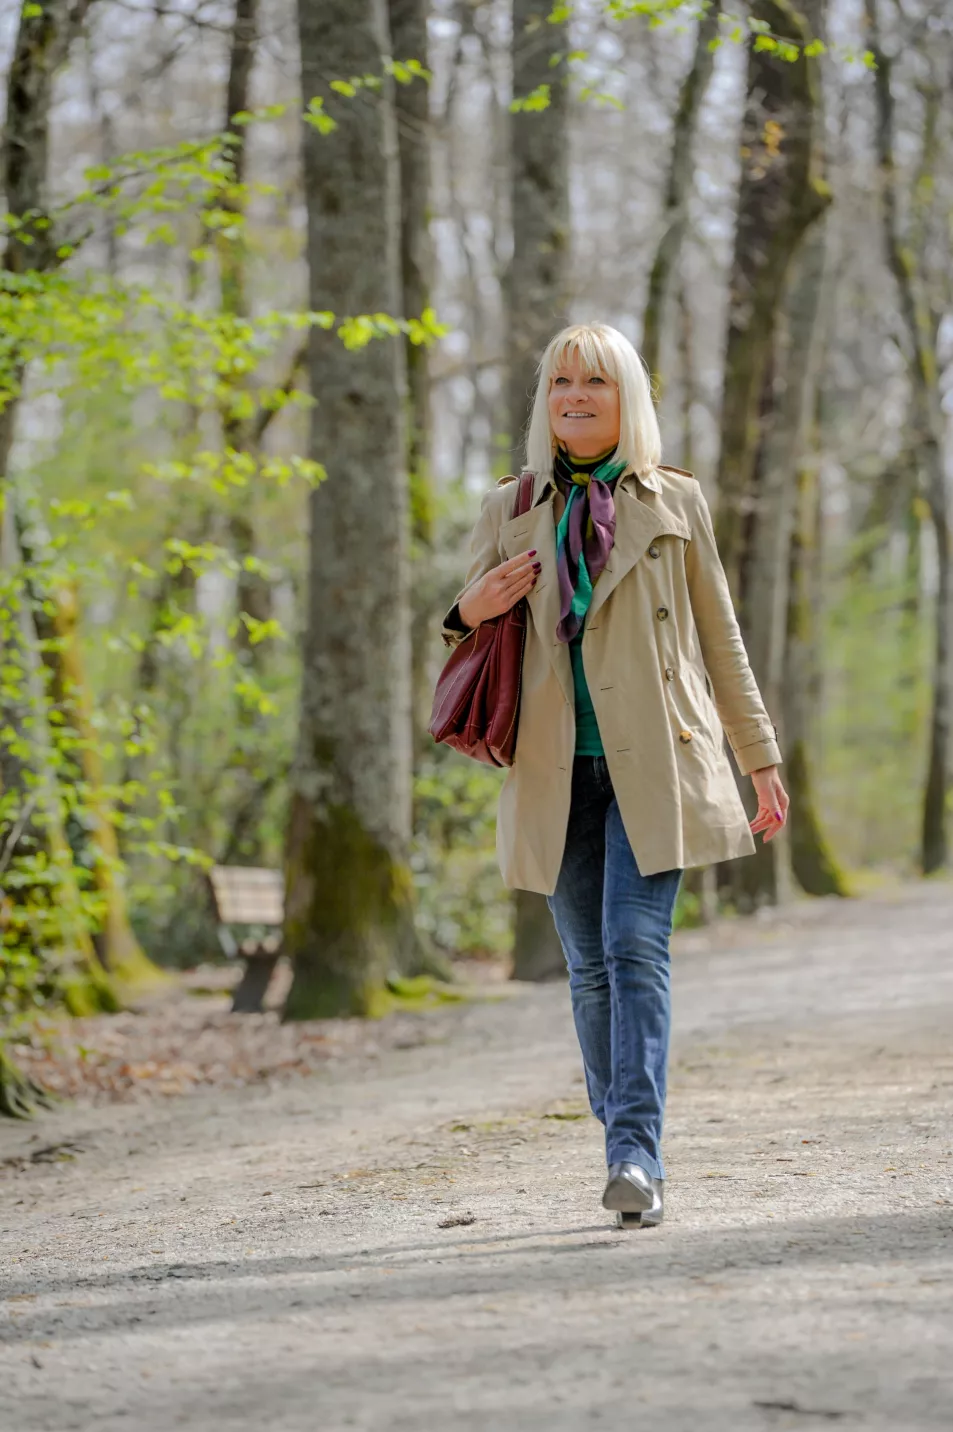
[528,549,537,557]
[533,562,541,571]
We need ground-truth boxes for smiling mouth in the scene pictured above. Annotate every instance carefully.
[563,412,595,419]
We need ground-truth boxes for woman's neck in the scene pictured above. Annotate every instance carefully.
[556,442,619,470]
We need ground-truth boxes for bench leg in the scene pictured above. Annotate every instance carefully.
[231,954,280,1014]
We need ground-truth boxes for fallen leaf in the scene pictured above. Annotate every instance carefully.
[438,1212,476,1228]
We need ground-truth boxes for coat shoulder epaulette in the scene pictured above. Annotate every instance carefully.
[656,463,695,481]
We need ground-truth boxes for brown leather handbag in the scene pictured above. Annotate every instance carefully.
[428,471,536,767]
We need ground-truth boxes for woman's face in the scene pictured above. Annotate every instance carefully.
[548,352,621,459]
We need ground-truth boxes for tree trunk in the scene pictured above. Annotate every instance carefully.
[865,0,951,874]
[782,453,848,896]
[745,228,826,716]
[284,0,415,1019]
[218,0,278,866]
[388,0,437,755]
[218,0,258,319]
[3,0,96,279]
[712,0,829,912]
[506,0,570,981]
[714,0,829,601]
[0,501,117,1023]
[641,0,722,385]
[507,0,570,466]
[739,227,836,903]
[24,569,165,989]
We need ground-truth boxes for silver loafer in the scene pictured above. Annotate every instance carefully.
[602,1162,664,1228]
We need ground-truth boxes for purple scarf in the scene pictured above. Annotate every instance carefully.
[553,447,627,643]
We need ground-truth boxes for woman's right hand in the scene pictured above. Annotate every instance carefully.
[458,549,541,628]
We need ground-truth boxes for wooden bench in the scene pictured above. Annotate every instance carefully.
[208,865,284,1013]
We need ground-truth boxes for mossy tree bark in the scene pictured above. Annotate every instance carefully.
[507,0,569,981]
[865,0,951,874]
[22,569,165,989]
[641,0,722,387]
[284,0,416,1019]
[1,505,118,1072]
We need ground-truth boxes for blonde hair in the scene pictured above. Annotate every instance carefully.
[522,323,661,480]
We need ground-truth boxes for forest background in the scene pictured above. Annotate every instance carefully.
[1,0,951,1112]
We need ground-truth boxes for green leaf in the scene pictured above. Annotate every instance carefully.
[510,83,552,114]
[303,97,337,134]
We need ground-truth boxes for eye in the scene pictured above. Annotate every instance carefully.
[588,375,606,385]
[553,376,569,385]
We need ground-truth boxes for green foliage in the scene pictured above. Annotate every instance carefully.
[0,98,444,1056]
[538,2,873,71]
[510,84,553,115]
[412,749,512,960]
[818,542,930,871]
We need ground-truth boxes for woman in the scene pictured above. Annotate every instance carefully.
[441,323,788,1228]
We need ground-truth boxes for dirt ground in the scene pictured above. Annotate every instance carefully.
[2,882,953,1431]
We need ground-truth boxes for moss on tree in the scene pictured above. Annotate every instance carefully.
[282,791,416,1021]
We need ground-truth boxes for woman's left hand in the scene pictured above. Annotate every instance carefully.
[749,766,789,844]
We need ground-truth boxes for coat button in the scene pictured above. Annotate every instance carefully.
[665,666,676,681]
[656,606,669,621]
[679,729,692,744]
[648,543,661,559]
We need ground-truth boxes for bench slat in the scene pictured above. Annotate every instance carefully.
[209,866,284,926]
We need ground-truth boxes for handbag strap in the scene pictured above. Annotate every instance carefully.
[513,470,536,519]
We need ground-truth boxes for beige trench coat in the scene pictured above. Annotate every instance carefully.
[440,464,783,894]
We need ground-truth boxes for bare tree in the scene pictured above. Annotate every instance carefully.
[507,0,569,982]
[714,0,829,602]
[388,0,439,754]
[641,0,723,385]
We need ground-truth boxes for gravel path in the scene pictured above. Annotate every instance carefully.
[2,883,953,1431]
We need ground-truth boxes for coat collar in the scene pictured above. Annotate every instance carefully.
[528,463,662,506]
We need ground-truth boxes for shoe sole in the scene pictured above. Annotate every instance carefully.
[602,1172,654,1214]
[615,1209,663,1230]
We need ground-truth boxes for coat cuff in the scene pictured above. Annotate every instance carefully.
[727,718,783,776]
[440,601,471,649]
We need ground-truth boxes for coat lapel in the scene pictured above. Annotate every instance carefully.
[498,490,573,706]
[586,477,665,622]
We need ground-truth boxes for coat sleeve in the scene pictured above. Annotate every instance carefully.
[685,479,783,776]
[439,485,507,649]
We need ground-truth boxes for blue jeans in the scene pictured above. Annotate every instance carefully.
[546,756,682,1179]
